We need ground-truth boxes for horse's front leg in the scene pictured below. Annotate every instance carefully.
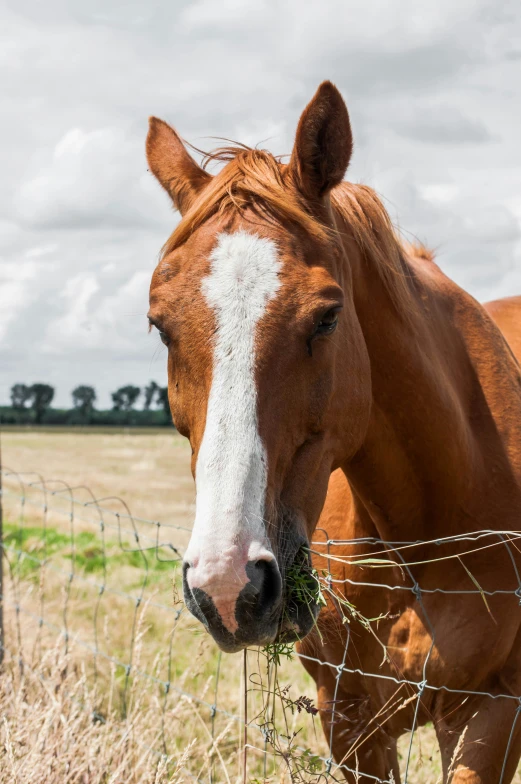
[436,689,521,783]
[298,637,401,783]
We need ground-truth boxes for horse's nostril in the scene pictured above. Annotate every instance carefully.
[251,557,282,614]
[182,551,282,647]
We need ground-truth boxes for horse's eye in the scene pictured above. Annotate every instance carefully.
[148,317,170,347]
[316,308,340,335]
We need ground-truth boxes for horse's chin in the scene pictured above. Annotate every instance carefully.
[204,603,320,652]
[275,601,321,645]
[274,626,302,645]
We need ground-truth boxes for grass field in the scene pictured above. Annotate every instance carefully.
[0,430,328,783]
[1,429,520,783]
[1,428,195,527]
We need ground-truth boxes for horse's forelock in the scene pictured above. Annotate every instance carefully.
[160,143,432,324]
[160,145,329,259]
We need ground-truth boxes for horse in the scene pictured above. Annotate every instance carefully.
[145,82,521,782]
[299,289,521,782]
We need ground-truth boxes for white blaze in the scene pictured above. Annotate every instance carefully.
[185,231,282,584]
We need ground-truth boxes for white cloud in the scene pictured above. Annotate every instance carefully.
[43,270,150,354]
[392,106,493,145]
[0,260,41,343]
[419,184,460,204]
[180,0,269,30]
[14,126,158,230]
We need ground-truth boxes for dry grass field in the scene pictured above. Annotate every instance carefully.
[1,429,520,783]
[1,428,195,529]
[0,429,328,783]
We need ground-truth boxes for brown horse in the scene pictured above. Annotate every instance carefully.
[146,82,521,782]
[300,290,521,782]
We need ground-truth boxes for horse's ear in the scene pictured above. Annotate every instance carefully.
[146,117,211,215]
[288,81,353,201]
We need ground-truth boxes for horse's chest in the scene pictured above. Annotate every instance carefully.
[343,587,521,694]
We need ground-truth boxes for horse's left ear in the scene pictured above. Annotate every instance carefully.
[146,117,211,215]
[288,81,353,201]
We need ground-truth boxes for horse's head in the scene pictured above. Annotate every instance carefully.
[147,82,372,651]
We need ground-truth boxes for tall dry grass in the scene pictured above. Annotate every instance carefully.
[0,638,193,784]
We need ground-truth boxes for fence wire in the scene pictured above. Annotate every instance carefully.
[1,466,521,783]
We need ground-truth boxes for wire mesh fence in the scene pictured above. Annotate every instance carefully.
[2,464,521,782]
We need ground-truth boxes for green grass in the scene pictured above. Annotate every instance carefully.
[2,521,176,581]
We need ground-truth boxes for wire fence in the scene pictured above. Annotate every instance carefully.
[2,464,521,782]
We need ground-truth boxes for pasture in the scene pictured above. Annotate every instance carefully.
[0,429,519,782]
[0,429,325,782]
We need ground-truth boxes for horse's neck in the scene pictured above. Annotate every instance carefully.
[342,249,521,541]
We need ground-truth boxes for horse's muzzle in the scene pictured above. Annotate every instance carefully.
[182,557,283,652]
[182,539,322,652]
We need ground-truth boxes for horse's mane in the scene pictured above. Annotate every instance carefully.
[162,144,429,316]
[161,145,327,254]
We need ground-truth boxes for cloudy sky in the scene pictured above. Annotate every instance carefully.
[1,0,520,407]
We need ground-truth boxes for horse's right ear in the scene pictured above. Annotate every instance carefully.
[146,118,211,215]
[288,81,353,202]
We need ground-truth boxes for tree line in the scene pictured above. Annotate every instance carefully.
[1,382,172,427]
